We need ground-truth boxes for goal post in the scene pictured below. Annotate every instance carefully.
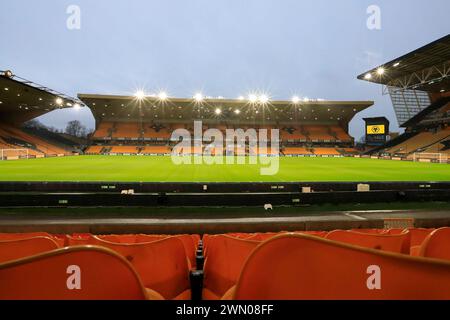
[412,152,448,163]
[0,149,29,160]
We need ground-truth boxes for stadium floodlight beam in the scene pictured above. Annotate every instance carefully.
[134,90,145,100]
[158,91,168,101]
[248,94,258,103]
[238,96,245,101]
[258,94,269,104]
[55,97,63,105]
[364,73,372,80]
[194,93,204,102]
[377,67,385,75]
[215,108,222,115]
[292,96,300,104]
[234,109,240,114]
[73,103,81,110]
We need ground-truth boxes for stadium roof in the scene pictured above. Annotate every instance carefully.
[0,70,82,124]
[401,96,450,128]
[357,34,450,93]
[78,93,373,124]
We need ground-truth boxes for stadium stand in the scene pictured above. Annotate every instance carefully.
[112,122,140,139]
[92,122,113,139]
[79,94,369,157]
[312,147,341,156]
[359,35,450,162]
[0,71,81,158]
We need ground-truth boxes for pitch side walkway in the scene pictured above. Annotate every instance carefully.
[0,210,449,234]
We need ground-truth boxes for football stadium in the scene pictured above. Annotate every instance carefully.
[0,1,450,309]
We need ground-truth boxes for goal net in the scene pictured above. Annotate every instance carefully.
[0,149,29,160]
[412,152,448,163]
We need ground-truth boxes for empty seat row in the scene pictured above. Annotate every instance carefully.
[0,228,449,299]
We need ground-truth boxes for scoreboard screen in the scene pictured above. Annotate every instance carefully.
[364,117,389,146]
[366,124,385,135]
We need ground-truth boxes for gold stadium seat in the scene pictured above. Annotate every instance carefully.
[229,234,450,300]
[0,246,148,300]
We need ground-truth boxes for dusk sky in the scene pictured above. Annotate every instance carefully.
[1,0,449,139]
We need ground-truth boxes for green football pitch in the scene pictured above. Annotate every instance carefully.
[0,155,449,182]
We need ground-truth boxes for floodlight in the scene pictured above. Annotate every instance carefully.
[194,93,204,102]
[248,94,258,103]
[215,108,222,115]
[292,96,300,104]
[377,67,385,75]
[259,94,269,103]
[135,90,145,99]
[158,91,168,100]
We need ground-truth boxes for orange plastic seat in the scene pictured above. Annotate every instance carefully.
[326,229,410,253]
[419,227,450,261]
[0,246,148,300]
[71,236,191,300]
[231,234,450,300]
[203,235,259,300]
[0,232,66,247]
[0,237,59,263]
[0,232,53,240]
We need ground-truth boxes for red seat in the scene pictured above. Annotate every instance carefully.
[326,229,410,253]
[230,234,450,300]
[419,227,450,261]
[0,237,59,263]
[0,246,148,299]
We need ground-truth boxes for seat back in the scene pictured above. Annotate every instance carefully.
[203,235,259,298]
[0,237,59,263]
[0,246,147,299]
[409,228,435,247]
[80,236,190,299]
[0,232,53,240]
[233,234,450,300]
[419,228,450,261]
[326,230,409,253]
